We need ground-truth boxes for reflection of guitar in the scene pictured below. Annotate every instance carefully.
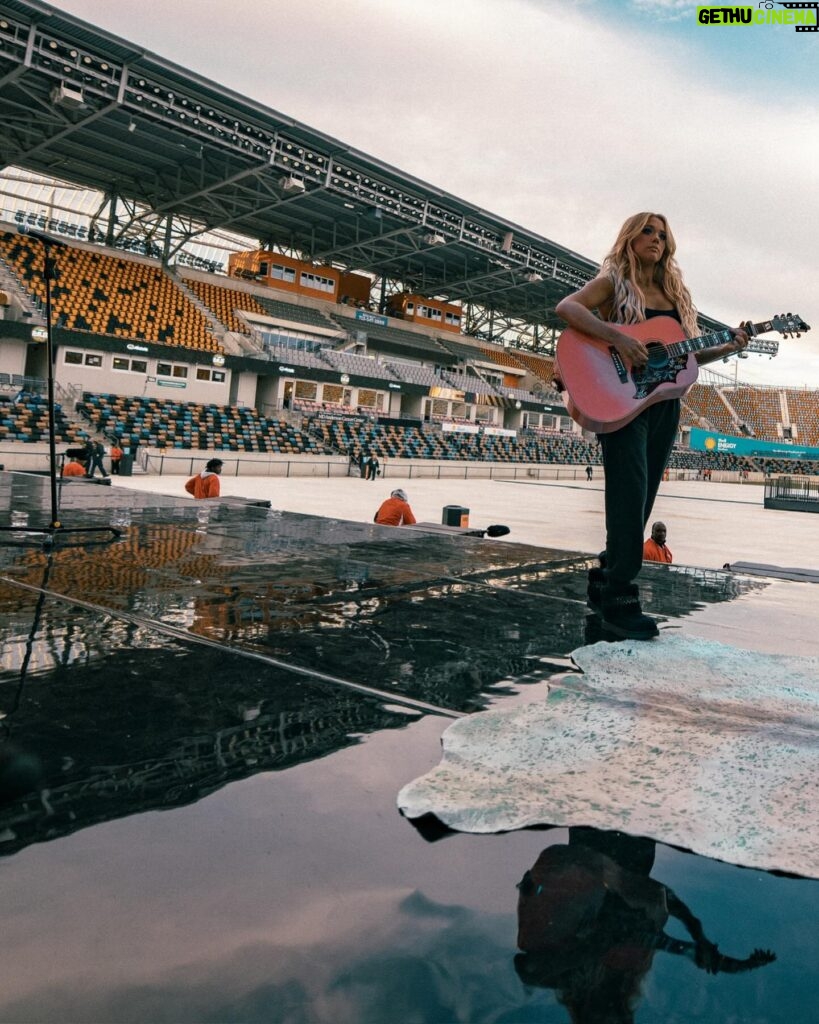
[555,312,810,434]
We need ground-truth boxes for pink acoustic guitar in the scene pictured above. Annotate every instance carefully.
[554,312,809,434]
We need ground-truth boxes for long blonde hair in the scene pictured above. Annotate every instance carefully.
[600,212,699,338]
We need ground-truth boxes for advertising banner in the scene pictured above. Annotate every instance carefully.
[689,427,819,461]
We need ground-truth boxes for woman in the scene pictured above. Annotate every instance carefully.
[555,213,747,639]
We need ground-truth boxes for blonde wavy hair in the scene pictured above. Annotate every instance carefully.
[600,212,699,339]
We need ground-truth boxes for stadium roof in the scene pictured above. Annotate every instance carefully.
[0,0,730,338]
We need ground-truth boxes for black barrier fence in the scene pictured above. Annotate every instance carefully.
[144,453,600,482]
[0,448,779,486]
[764,475,819,513]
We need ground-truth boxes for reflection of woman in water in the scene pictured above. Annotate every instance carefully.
[515,828,775,1023]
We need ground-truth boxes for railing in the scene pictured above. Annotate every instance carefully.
[0,373,47,394]
[142,453,594,483]
[0,445,802,486]
[55,379,83,408]
[763,474,819,513]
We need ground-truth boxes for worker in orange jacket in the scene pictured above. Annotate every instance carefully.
[374,488,416,526]
[62,456,86,478]
[185,458,223,499]
[643,521,673,564]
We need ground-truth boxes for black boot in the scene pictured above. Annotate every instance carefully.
[586,552,608,614]
[587,566,606,614]
[601,583,659,640]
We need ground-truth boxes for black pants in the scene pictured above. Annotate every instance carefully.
[87,455,108,478]
[598,399,679,589]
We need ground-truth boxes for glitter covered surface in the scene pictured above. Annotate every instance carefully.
[398,635,819,877]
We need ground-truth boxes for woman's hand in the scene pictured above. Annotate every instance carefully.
[730,325,750,353]
[613,330,650,369]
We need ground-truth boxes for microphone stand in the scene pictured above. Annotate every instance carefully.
[0,231,120,548]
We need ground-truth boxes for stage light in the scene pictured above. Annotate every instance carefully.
[280,176,305,194]
[51,82,84,109]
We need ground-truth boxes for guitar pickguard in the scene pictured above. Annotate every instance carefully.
[631,351,689,399]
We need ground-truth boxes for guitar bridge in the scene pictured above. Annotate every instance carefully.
[609,347,628,383]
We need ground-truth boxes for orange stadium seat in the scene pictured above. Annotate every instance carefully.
[785,390,819,446]
[724,386,783,441]
[0,232,222,355]
[682,382,736,433]
[185,279,271,335]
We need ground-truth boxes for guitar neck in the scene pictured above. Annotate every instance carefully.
[666,319,766,360]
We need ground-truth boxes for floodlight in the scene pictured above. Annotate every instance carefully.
[279,176,305,194]
[51,82,84,109]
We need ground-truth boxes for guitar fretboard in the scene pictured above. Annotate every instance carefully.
[667,329,735,359]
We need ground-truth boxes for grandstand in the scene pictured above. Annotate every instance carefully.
[0,232,218,351]
[76,394,319,455]
[2,213,817,476]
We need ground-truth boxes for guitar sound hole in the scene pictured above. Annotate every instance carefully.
[646,343,668,369]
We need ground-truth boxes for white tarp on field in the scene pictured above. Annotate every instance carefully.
[398,636,819,877]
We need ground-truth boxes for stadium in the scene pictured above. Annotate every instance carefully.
[0,5,815,479]
[1,3,818,1023]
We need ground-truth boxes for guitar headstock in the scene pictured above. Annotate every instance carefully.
[770,312,810,338]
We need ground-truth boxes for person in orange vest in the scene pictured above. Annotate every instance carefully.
[374,488,416,526]
[109,441,124,474]
[185,458,223,499]
[643,521,673,564]
[62,455,86,478]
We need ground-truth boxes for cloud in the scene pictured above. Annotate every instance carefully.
[45,0,819,385]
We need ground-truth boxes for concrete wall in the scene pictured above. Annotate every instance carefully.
[54,343,232,405]
[0,338,27,376]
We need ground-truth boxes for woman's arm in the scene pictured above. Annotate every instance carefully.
[695,327,749,365]
[555,276,652,369]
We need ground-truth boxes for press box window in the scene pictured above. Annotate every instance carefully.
[270,263,296,283]
[112,357,129,371]
[157,362,187,378]
[84,354,102,367]
[299,271,334,293]
[196,368,227,383]
[64,351,83,365]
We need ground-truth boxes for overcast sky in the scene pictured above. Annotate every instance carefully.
[52,0,819,387]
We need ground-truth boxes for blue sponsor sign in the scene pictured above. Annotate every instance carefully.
[689,427,819,460]
[355,309,388,327]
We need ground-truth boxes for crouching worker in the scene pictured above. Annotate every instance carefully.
[62,455,86,478]
[374,488,416,526]
[185,458,223,499]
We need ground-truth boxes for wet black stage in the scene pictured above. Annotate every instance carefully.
[0,472,817,1023]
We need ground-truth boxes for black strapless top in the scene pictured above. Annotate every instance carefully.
[644,307,681,322]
